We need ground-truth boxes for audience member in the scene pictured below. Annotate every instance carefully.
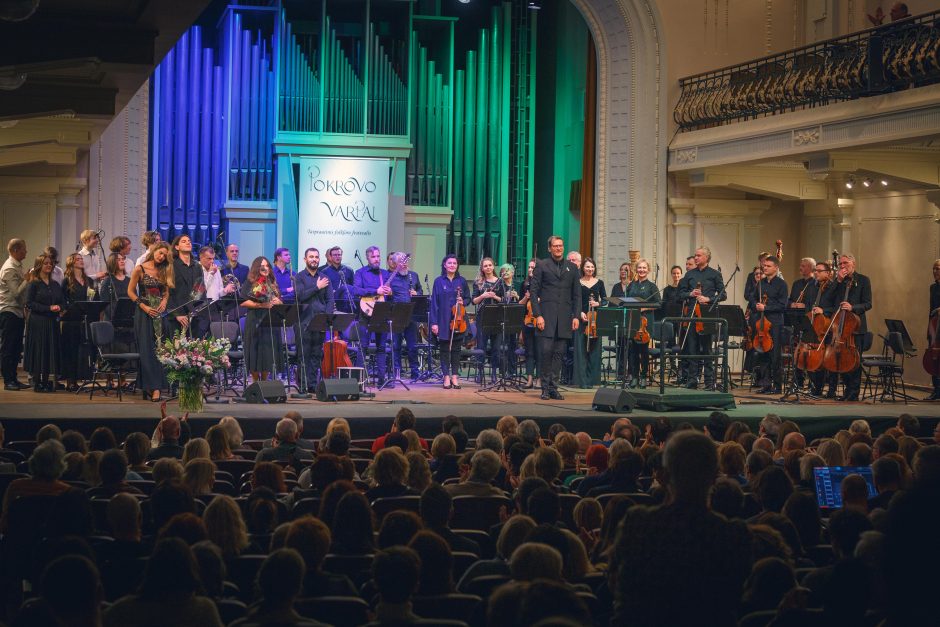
[147,416,190,461]
[1,439,70,531]
[371,408,428,454]
[419,483,481,555]
[285,516,358,597]
[446,449,505,496]
[256,419,314,464]
[371,547,422,624]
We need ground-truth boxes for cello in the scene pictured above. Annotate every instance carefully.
[794,273,830,373]
[321,333,352,378]
[822,272,861,374]
[923,308,940,377]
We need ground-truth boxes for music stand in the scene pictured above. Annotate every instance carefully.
[310,312,356,388]
[885,319,916,355]
[479,304,526,392]
[780,313,821,403]
[67,301,110,395]
[111,298,136,329]
[410,295,440,383]
[596,305,634,387]
[367,301,414,391]
[261,304,299,391]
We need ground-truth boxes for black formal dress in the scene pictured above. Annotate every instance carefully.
[168,256,202,336]
[520,278,538,380]
[61,279,97,384]
[625,279,661,387]
[241,279,283,376]
[529,256,581,395]
[473,277,505,379]
[931,281,940,396]
[573,279,606,388]
[133,272,168,392]
[25,279,65,384]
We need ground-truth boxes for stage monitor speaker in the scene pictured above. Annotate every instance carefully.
[592,387,635,413]
[244,380,287,404]
[316,378,360,402]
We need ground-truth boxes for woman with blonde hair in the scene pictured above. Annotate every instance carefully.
[182,438,210,466]
[183,458,216,496]
[406,451,432,493]
[203,494,250,559]
[206,425,235,461]
[471,256,504,379]
[218,416,244,450]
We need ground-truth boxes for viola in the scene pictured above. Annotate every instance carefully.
[524,300,534,326]
[822,276,861,374]
[321,336,352,378]
[923,311,940,377]
[450,286,467,334]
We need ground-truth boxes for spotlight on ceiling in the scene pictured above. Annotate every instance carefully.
[528,0,542,9]
[862,178,871,188]
[845,176,854,190]
[457,0,471,4]
[880,179,889,186]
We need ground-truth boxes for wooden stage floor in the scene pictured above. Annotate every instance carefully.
[2,378,939,443]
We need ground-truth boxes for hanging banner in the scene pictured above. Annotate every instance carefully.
[298,157,389,261]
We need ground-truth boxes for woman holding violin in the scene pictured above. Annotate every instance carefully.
[821,253,871,402]
[573,257,606,388]
[430,254,470,390]
[748,255,788,395]
[625,259,660,389]
[610,262,632,298]
[471,257,504,381]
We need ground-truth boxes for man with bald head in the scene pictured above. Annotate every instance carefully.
[256,418,314,463]
[147,415,191,461]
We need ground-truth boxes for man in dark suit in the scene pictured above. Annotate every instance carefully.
[822,253,872,401]
[294,247,335,393]
[529,235,581,400]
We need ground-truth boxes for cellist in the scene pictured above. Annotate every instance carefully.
[787,257,816,390]
[678,247,725,391]
[806,261,833,397]
[748,255,788,394]
[821,253,872,402]
[927,259,940,400]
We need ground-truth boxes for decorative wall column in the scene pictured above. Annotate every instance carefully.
[668,198,695,267]
[833,197,855,255]
[404,206,454,288]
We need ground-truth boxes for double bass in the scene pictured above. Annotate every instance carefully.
[822,272,861,374]
[923,308,940,376]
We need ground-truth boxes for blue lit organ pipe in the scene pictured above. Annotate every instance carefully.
[186,26,201,234]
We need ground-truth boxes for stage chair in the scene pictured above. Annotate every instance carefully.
[89,321,139,401]
[862,331,910,403]
[209,321,245,391]
[460,322,488,384]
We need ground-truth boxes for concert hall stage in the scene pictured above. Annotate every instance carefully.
[2,382,939,445]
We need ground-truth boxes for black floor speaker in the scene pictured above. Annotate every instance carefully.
[592,387,635,413]
[316,378,360,402]
[244,380,287,404]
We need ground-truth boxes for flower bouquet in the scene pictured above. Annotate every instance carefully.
[157,331,231,412]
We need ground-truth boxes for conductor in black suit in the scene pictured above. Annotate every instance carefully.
[529,235,581,400]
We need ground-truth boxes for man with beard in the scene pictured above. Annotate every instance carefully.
[294,247,335,393]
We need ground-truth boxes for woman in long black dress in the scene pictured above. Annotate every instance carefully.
[429,254,469,390]
[100,252,134,388]
[240,256,283,383]
[62,252,97,391]
[128,242,172,401]
[610,261,633,380]
[573,258,606,388]
[25,254,65,392]
[518,258,538,388]
[471,257,504,380]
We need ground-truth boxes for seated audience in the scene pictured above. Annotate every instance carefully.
[445,449,505,497]
[371,408,428,454]
[1,440,70,532]
[256,419,314,464]
[371,547,422,624]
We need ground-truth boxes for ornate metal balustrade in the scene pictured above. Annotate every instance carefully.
[675,10,940,131]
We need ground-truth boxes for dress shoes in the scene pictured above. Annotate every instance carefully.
[540,391,551,400]
[926,390,940,401]
[4,381,27,391]
[628,377,639,389]
[840,394,859,402]
[549,390,565,400]
[685,380,698,390]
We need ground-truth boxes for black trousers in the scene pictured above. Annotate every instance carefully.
[683,331,715,386]
[300,330,325,391]
[755,325,783,388]
[522,326,538,377]
[0,312,24,384]
[438,335,463,376]
[538,336,567,392]
[393,321,419,376]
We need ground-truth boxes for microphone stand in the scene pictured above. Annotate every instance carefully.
[338,270,368,391]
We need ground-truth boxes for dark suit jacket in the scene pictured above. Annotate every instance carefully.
[822,272,872,334]
[529,257,581,339]
[294,268,335,330]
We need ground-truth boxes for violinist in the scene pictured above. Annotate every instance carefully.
[678,247,725,391]
[389,252,422,381]
[625,259,660,389]
[787,257,816,389]
[927,259,940,400]
[574,258,606,388]
[472,257,504,382]
[661,265,683,307]
[821,253,872,402]
[748,255,787,394]
[430,254,469,390]
[610,262,632,298]
[519,258,539,389]
[294,247,335,393]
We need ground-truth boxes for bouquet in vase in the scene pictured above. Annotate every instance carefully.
[157,331,231,412]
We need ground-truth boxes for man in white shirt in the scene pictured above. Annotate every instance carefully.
[45,246,64,286]
[0,238,29,390]
[78,229,106,285]
[193,246,235,338]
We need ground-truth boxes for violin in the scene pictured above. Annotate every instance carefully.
[448,285,467,353]
[634,316,651,344]
[689,282,705,333]
[822,275,861,374]
[524,300,534,326]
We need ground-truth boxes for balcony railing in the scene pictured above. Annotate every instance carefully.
[675,10,940,131]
